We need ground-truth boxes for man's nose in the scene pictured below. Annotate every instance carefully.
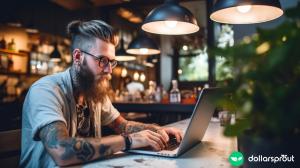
[103,63,112,73]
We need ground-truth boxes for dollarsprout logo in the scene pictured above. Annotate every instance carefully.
[229,151,244,166]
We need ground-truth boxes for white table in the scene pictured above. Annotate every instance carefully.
[71,119,237,168]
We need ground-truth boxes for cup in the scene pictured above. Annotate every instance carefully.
[219,111,231,126]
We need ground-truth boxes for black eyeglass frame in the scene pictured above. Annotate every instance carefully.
[80,50,118,68]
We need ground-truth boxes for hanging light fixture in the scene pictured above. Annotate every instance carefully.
[126,33,160,55]
[133,71,140,81]
[25,5,39,34]
[116,38,136,61]
[140,73,146,82]
[121,67,128,77]
[142,0,199,35]
[49,42,61,62]
[25,24,39,34]
[210,0,283,24]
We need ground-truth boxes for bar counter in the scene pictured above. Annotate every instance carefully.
[113,102,195,114]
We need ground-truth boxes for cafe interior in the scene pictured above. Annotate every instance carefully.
[0,0,299,167]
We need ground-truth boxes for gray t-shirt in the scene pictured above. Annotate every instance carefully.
[20,69,120,168]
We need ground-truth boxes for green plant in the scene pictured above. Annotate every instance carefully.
[214,4,300,139]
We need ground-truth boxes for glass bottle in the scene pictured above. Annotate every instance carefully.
[169,80,181,104]
[8,38,16,51]
[147,81,156,103]
[0,36,6,49]
[155,85,162,103]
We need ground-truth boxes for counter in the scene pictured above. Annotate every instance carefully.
[113,102,195,114]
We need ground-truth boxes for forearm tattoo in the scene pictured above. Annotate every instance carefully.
[39,121,114,163]
[59,138,95,161]
[111,118,161,134]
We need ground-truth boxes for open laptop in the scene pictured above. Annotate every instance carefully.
[128,87,219,157]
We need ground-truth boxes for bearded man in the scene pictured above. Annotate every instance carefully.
[20,20,182,167]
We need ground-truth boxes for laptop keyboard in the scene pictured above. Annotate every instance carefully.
[164,137,180,151]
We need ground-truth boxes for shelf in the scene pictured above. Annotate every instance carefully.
[0,49,28,57]
[0,71,45,78]
[0,71,27,76]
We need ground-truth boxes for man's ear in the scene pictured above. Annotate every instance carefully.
[72,49,82,65]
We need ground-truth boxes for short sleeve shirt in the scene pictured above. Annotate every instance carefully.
[20,69,120,168]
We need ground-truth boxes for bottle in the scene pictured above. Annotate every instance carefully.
[7,55,14,72]
[155,85,162,103]
[147,81,156,103]
[169,80,181,104]
[161,86,169,104]
[8,38,16,51]
[0,36,6,49]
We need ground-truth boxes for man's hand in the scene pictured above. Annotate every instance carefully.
[157,127,183,143]
[129,130,167,151]
[108,116,183,151]
[129,127,183,151]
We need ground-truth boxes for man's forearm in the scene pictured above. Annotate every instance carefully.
[40,121,125,166]
[124,121,161,134]
[109,116,161,134]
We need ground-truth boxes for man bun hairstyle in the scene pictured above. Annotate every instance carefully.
[67,20,118,52]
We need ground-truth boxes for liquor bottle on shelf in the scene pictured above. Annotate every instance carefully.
[155,85,162,103]
[147,81,156,103]
[169,80,181,104]
[0,36,5,70]
[7,55,14,72]
[0,36,6,49]
[8,38,16,51]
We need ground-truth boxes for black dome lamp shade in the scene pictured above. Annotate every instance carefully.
[210,0,283,24]
[116,38,136,61]
[126,34,160,55]
[141,0,199,35]
[50,42,61,62]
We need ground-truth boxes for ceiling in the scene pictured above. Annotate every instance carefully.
[51,0,202,10]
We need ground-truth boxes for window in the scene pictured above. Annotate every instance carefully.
[178,48,209,81]
[216,56,233,81]
[215,24,234,81]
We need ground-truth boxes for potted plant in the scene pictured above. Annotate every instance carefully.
[213,4,300,167]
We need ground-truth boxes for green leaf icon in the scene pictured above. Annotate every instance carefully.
[229,151,244,166]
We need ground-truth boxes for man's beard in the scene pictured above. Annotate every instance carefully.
[74,60,111,104]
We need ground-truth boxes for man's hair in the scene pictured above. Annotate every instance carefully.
[67,20,118,52]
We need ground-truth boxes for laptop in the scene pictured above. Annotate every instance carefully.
[128,87,219,157]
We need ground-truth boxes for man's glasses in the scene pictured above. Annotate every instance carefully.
[80,50,117,68]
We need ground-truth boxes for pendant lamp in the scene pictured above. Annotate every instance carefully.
[142,0,199,35]
[50,42,61,62]
[126,34,160,55]
[210,0,283,24]
[116,38,136,61]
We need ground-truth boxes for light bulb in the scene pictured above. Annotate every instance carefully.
[236,5,252,13]
[182,45,188,51]
[140,73,146,82]
[139,48,149,54]
[121,68,127,77]
[133,72,140,81]
[178,69,183,74]
[164,21,178,28]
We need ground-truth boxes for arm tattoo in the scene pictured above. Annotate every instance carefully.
[109,117,160,134]
[39,122,62,148]
[39,121,95,162]
[99,144,113,157]
[59,138,95,161]
[123,121,160,134]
